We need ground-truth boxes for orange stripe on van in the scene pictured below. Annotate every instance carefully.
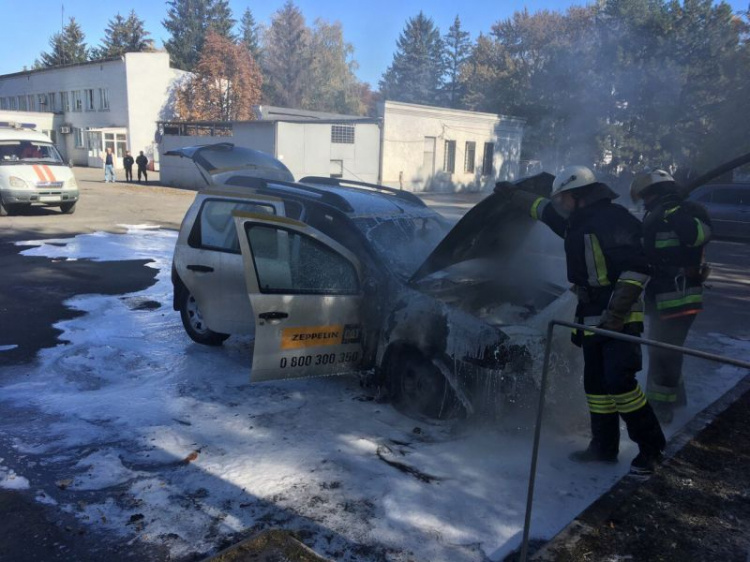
[42,166,57,182]
[32,166,47,182]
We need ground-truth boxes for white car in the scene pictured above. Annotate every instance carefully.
[169,143,576,419]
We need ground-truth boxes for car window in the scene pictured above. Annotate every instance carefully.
[693,190,712,203]
[711,188,743,205]
[193,199,275,252]
[246,225,359,295]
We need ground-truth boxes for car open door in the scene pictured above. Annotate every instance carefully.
[234,211,365,382]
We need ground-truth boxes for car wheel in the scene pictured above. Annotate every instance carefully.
[0,198,13,216]
[386,347,462,420]
[60,201,77,214]
[178,291,230,346]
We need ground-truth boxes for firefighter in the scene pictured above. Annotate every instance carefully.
[496,166,666,475]
[630,170,712,423]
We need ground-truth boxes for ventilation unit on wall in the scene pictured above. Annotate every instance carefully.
[59,125,71,134]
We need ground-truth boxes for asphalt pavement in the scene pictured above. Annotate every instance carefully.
[1,168,749,561]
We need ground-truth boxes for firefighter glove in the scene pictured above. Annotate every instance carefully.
[507,189,543,216]
[600,278,645,331]
[598,310,625,332]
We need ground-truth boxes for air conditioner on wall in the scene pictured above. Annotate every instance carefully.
[59,125,71,134]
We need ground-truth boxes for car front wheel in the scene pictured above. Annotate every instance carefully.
[60,201,77,214]
[386,347,463,420]
[179,291,230,346]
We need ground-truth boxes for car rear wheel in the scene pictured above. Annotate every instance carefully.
[179,291,230,346]
[60,201,77,214]
[386,347,463,420]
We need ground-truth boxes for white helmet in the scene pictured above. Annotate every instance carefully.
[551,165,597,197]
[630,169,675,202]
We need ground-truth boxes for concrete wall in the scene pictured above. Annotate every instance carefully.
[379,101,524,192]
[275,121,380,183]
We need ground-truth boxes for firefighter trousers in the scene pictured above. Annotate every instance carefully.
[582,336,666,458]
[646,313,695,407]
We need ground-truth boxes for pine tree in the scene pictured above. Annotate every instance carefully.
[240,8,261,61]
[92,10,153,59]
[443,16,471,108]
[39,17,88,67]
[261,1,311,108]
[163,0,235,71]
[379,12,445,106]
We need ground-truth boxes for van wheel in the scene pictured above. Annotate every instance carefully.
[0,199,11,216]
[179,291,230,346]
[386,348,463,420]
[60,201,77,214]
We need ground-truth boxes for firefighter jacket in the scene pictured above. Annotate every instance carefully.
[528,192,649,344]
[642,191,712,319]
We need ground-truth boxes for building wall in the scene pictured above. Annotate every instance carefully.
[0,53,187,167]
[275,121,380,183]
[379,100,524,192]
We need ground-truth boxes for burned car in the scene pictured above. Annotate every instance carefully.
[169,144,576,418]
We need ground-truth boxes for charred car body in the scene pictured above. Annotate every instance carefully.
[169,144,576,418]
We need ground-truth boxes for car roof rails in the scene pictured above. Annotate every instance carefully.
[299,176,427,208]
[218,175,355,213]
[0,121,37,130]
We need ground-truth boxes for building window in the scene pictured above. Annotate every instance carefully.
[8,97,17,110]
[331,125,355,144]
[37,94,48,111]
[84,89,95,111]
[464,141,476,173]
[72,91,82,112]
[74,128,86,148]
[423,136,435,174]
[0,98,7,110]
[482,142,494,176]
[60,91,70,112]
[330,160,344,178]
[47,93,57,112]
[27,95,35,111]
[99,88,110,110]
[444,140,456,173]
[18,96,27,111]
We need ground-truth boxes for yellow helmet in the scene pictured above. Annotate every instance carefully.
[630,169,674,202]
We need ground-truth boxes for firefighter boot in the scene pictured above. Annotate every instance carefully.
[651,401,674,424]
[569,413,619,464]
[621,403,666,475]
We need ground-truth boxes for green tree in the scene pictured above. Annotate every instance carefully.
[39,17,88,67]
[261,1,311,108]
[442,15,471,108]
[163,0,236,71]
[91,10,153,59]
[305,19,364,113]
[380,12,445,105]
[240,7,261,61]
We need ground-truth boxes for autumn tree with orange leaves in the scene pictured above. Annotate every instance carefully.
[176,31,262,122]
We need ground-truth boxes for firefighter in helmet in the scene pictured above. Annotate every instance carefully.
[496,165,666,475]
[630,170,712,423]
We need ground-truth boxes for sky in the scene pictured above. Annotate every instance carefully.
[2,0,748,86]
[0,225,747,560]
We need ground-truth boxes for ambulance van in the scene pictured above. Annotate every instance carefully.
[0,121,79,216]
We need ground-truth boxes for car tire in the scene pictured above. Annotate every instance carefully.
[60,201,77,214]
[178,291,230,346]
[386,347,463,420]
[0,198,12,216]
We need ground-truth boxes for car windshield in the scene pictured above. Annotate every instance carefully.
[0,140,64,165]
[353,215,450,279]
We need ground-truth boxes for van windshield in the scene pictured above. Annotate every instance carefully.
[0,141,65,165]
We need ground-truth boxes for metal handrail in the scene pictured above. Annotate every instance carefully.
[519,320,750,562]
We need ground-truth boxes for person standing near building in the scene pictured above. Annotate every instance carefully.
[496,165,666,475]
[123,151,135,182]
[630,170,712,423]
[104,147,115,183]
[136,151,149,183]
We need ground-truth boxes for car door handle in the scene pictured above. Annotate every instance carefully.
[258,311,289,320]
[186,264,214,273]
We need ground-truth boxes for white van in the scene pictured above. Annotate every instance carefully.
[0,121,79,216]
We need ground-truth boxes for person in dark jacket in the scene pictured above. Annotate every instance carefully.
[123,151,134,182]
[630,170,712,423]
[136,151,148,182]
[497,165,666,475]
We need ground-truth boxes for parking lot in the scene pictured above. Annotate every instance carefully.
[1,168,749,561]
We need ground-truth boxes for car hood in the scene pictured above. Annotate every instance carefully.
[165,143,295,185]
[409,172,555,283]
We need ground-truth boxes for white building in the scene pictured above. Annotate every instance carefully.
[0,52,187,168]
[159,102,524,192]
